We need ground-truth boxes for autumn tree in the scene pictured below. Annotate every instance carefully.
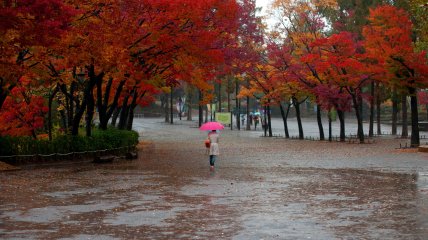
[363,5,428,147]
[0,78,47,138]
[231,0,264,130]
[270,0,340,140]
[0,0,76,112]
[267,41,311,139]
[308,32,381,143]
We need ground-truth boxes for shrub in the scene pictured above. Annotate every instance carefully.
[0,128,139,156]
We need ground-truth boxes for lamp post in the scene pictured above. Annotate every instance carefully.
[77,70,86,83]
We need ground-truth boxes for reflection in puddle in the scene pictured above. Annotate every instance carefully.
[60,234,119,240]
[1,133,428,239]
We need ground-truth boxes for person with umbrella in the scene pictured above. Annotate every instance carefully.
[200,121,224,170]
[253,111,260,130]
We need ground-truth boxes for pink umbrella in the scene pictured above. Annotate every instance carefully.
[199,121,225,131]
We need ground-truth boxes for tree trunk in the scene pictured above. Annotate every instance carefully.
[178,97,182,121]
[267,104,272,137]
[316,105,324,140]
[60,82,76,134]
[118,95,130,130]
[85,88,94,137]
[235,80,240,130]
[279,103,290,138]
[369,80,374,137]
[69,83,75,134]
[392,90,398,135]
[47,87,59,141]
[198,90,203,127]
[0,83,16,112]
[294,98,304,139]
[111,107,121,127]
[0,94,6,113]
[170,86,173,124]
[426,104,428,121]
[263,106,267,137]
[187,89,193,121]
[210,102,213,121]
[227,77,231,113]
[205,105,208,123]
[409,87,420,147]
[328,110,332,142]
[352,94,364,143]
[58,99,67,130]
[97,77,110,130]
[71,102,86,136]
[69,82,86,136]
[376,87,381,135]
[246,96,250,130]
[218,81,222,113]
[337,110,346,142]
[401,94,408,138]
[126,106,135,131]
[359,94,364,122]
[85,70,103,137]
[165,92,169,123]
[126,89,138,131]
[98,79,125,130]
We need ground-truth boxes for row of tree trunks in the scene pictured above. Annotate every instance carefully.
[261,104,273,137]
[98,78,126,130]
[53,74,419,146]
[116,88,146,131]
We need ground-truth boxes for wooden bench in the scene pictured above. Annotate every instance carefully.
[419,122,428,131]
[126,151,138,160]
[418,145,428,153]
[93,155,115,163]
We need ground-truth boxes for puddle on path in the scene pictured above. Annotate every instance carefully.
[1,122,428,239]
[1,164,426,239]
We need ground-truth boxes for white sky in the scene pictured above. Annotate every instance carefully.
[255,0,277,29]
[255,0,272,17]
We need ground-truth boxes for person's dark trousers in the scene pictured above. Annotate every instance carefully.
[209,155,217,166]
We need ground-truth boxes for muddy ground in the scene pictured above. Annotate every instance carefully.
[1,118,428,239]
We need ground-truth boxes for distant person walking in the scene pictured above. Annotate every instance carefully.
[207,130,220,170]
[253,114,259,130]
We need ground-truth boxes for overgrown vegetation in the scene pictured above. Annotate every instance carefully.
[0,128,139,156]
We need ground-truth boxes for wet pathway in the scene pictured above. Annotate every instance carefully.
[1,118,428,239]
